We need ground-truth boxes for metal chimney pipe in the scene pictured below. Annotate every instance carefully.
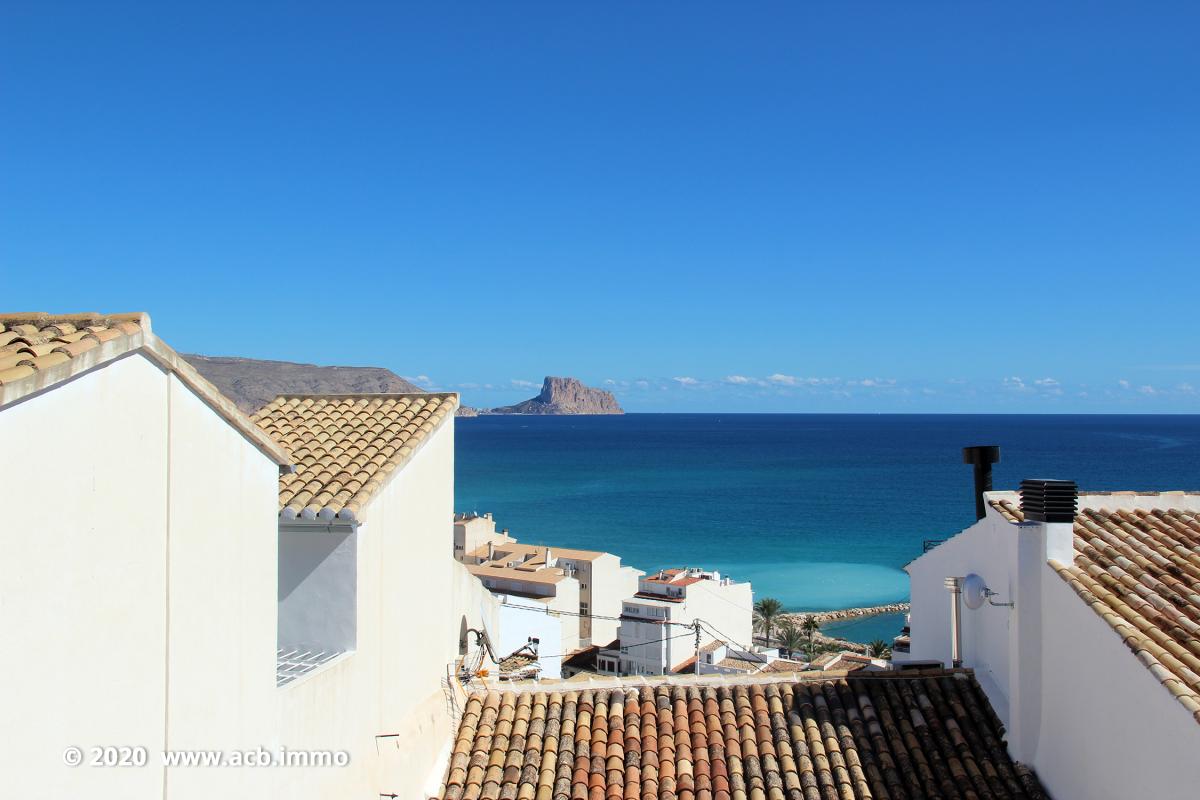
[962,445,1001,520]
[944,576,964,668]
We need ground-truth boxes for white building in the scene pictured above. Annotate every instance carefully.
[902,478,1200,800]
[0,312,498,800]
[614,567,753,675]
[453,511,514,559]
[254,392,499,798]
[457,524,641,671]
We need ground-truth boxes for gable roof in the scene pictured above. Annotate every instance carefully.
[252,393,456,522]
[439,669,1045,800]
[990,493,1200,726]
[0,312,290,466]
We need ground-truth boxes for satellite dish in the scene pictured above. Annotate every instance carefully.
[963,573,988,610]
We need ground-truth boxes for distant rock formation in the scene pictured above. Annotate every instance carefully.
[489,376,623,415]
[184,354,425,414]
[455,405,480,418]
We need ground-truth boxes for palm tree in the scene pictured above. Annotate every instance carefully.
[866,639,892,659]
[776,621,805,660]
[800,615,820,661]
[754,597,784,645]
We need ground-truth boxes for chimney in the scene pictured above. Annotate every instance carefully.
[1010,477,1078,763]
[962,445,1001,520]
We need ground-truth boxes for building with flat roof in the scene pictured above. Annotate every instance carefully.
[615,567,753,676]
[459,533,642,677]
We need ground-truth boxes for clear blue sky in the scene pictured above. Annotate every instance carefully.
[3,3,1198,412]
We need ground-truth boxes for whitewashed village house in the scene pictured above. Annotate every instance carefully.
[900,464,1200,799]
[612,567,753,675]
[454,515,641,678]
[0,312,497,799]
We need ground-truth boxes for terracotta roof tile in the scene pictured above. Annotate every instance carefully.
[0,312,291,466]
[438,671,1045,800]
[253,393,457,521]
[990,496,1200,726]
[0,312,143,392]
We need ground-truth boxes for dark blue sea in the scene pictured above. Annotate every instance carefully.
[455,414,1200,638]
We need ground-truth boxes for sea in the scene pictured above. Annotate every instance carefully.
[455,413,1200,643]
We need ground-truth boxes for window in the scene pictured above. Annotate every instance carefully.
[580,602,589,616]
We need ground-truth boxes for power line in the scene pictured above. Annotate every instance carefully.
[500,600,695,629]
[696,619,771,666]
[529,630,694,663]
[499,601,625,623]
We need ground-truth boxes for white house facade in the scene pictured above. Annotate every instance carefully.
[902,480,1200,800]
[0,312,499,800]
[615,567,753,675]
[0,313,289,799]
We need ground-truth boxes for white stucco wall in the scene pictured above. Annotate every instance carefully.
[581,556,641,646]
[1,355,171,798]
[278,527,357,651]
[904,510,1017,716]
[906,500,1200,799]
[161,374,280,800]
[273,416,500,799]
[0,353,282,799]
[1033,561,1200,800]
[497,602,565,679]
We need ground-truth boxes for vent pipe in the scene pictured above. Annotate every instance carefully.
[944,576,964,668]
[962,445,1001,520]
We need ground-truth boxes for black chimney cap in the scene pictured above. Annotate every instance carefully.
[963,445,1001,465]
[1019,479,1078,523]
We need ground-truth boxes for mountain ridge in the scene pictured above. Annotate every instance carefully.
[183,354,425,414]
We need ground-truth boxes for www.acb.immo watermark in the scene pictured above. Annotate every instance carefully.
[63,745,350,768]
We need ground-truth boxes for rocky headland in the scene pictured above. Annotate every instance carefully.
[487,376,623,415]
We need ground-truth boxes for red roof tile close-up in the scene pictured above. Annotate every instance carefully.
[439,670,1044,800]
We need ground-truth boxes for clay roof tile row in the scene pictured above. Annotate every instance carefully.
[0,313,144,388]
[439,671,1045,800]
[252,393,457,521]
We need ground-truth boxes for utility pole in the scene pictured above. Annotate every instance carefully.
[693,620,702,676]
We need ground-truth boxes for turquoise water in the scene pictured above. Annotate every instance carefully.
[820,612,909,644]
[455,413,1200,612]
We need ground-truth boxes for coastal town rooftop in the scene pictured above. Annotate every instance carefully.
[437,668,1047,800]
[986,489,1200,727]
[252,392,457,522]
[0,312,291,464]
[466,563,572,586]
[464,541,609,567]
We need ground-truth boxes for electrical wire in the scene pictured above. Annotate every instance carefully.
[531,630,694,663]
[500,602,625,622]
[500,601,695,629]
[696,619,771,666]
